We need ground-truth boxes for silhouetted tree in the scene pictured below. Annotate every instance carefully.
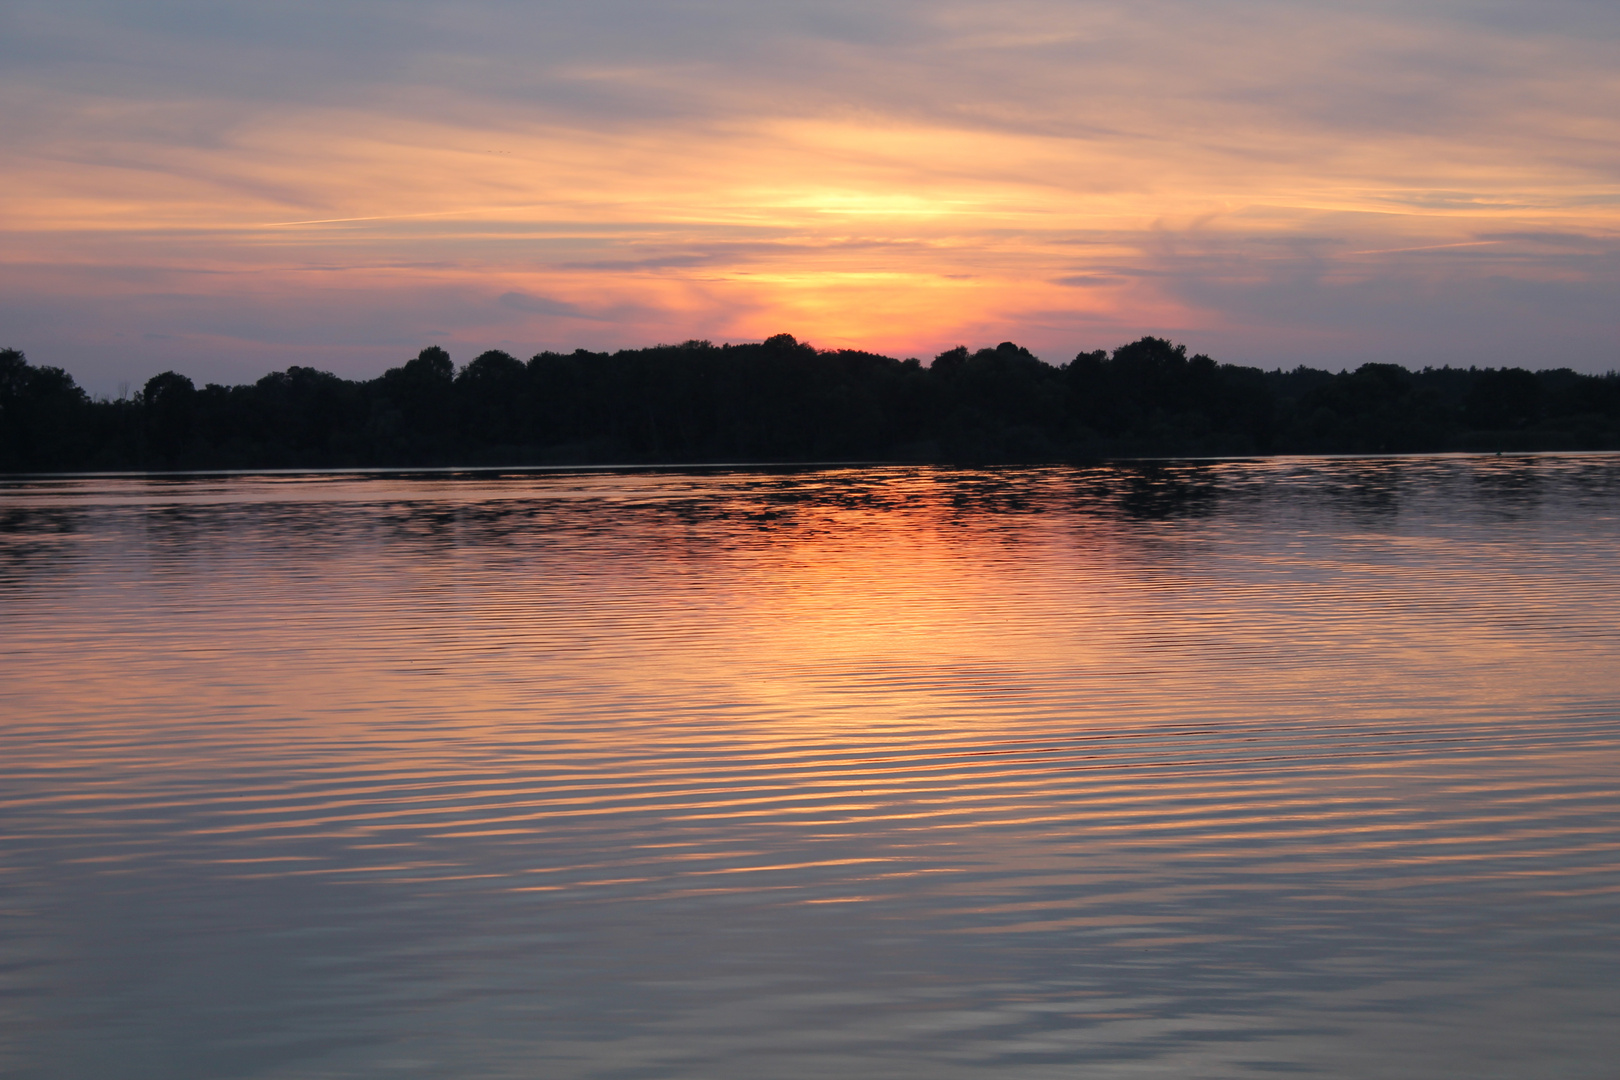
[3,337,1617,471]
[373,347,456,462]
[1,349,91,469]
[141,371,198,466]
[455,350,531,453]
[1465,368,1541,430]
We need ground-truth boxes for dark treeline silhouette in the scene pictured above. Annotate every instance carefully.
[3,335,1618,471]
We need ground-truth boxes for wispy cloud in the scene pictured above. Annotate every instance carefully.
[3,0,1618,389]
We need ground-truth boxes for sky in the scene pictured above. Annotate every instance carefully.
[2,0,1618,393]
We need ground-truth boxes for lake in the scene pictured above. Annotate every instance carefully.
[3,456,1619,1079]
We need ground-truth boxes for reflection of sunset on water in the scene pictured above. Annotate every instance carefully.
[4,459,1620,1076]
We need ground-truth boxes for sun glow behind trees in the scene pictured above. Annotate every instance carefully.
[1,0,1618,390]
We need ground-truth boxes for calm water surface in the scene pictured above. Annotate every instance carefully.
[3,457,1619,1079]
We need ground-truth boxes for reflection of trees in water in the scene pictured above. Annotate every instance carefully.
[8,459,1616,589]
[0,468,1236,580]
[1469,456,1544,520]
[1561,456,1620,509]
[0,507,86,589]
[1463,455,1620,523]
[1320,462,1404,523]
[1283,456,1568,528]
[1062,461,1230,524]
[374,505,466,547]
[142,504,233,559]
[944,474,1040,518]
[1271,458,1524,527]
[338,468,1077,558]
[1109,464,1222,521]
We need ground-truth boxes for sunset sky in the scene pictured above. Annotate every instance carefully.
[3,0,1618,392]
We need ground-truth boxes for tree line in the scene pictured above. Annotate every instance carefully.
[3,334,1618,471]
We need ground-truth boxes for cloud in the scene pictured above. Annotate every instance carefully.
[3,0,1619,388]
[496,291,594,320]
[1053,275,1126,288]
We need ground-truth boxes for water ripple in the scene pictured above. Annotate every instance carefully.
[2,458,1619,1079]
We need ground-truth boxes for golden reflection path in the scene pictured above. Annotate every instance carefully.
[1,457,1618,1079]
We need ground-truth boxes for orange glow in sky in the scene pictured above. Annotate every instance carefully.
[2,1,1618,389]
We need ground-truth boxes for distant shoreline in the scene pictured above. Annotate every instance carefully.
[5,335,1618,473]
